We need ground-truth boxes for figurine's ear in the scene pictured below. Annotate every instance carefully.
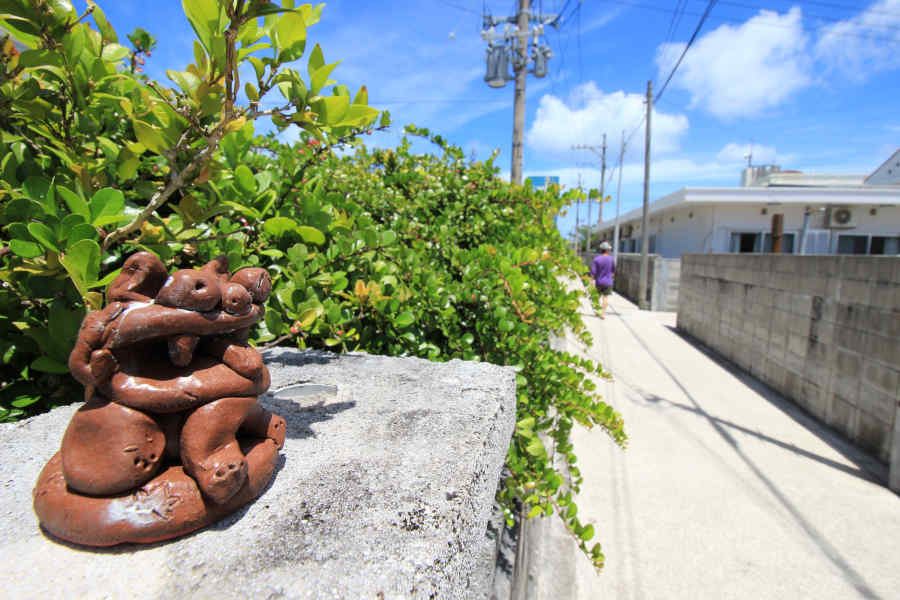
[230,268,272,303]
[201,255,230,283]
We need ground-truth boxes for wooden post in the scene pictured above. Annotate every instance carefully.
[771,213,784,253]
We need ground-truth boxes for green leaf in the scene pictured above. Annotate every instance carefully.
[527,506,542,519]
[133,120,168,155]
[394,311,414,328]
[353,85,369,105]
[89,1,118,43]
[273,10,306,60]
[248,56,265,81]
[118,153,140,182]
[22,176,54,216]
[525,437,546,458]
[263,216,297,239]
[66,223,99,246]
[31,356,69,373]
[311,95,349,125]
[89,188,125,226]
[296,225,325,246]
[579,524,594,541]
[234,164,256,194]
[11,395,41,408]
[27,222,58,252]
[167,69,201,96]
[310,61,340,96]
[244,82,259,102]
[101,43,129,62]
[335,104,379,128]
[307,42,324,75]
[60,239,101,288]
[182,0,226,57]
[297,304,323,328]
[9,239,43,259]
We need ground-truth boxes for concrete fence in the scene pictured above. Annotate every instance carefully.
[613,253,681,312]
[677,254,900,492]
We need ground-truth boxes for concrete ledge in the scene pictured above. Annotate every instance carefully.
[0,349,517,599]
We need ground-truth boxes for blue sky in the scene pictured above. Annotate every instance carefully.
[64,1,899,239]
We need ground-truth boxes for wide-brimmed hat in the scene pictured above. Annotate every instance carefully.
[599,241,611,250]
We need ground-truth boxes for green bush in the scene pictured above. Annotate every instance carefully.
[0,0,625,568]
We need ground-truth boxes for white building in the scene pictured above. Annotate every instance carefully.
[595,155,900,259]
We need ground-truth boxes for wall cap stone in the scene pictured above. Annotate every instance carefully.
[0,349,517,599]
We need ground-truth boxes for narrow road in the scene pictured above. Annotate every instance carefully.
[563,289,900,599]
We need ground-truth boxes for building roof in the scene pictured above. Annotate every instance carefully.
[865,149,900,185]
[597,185,900,228]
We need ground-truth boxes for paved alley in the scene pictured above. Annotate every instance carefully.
[562,288,900,600]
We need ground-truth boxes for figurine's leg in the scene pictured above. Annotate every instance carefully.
[60,398,166,496]
[180,396,256,504]
[239,402,286,449]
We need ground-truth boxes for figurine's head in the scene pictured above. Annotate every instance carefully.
[155,268,222,313]
[221,282,252,315]
[107,251,168,303]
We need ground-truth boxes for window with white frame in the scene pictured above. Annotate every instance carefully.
[837,234,900,255]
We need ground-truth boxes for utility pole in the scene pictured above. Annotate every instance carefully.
[573,134,607,254]
[511,0,528,185]
[613,130,625,266]
[638,80,652,310]
[575,172,582,252]
[481,4,555,186]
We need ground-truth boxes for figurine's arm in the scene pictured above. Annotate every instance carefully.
[109,303,263,348]
[199,331,265,382]
[68,304,124,387]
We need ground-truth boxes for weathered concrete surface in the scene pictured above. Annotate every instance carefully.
[0,349,516,600]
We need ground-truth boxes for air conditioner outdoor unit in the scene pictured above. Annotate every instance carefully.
[826,206,857,228]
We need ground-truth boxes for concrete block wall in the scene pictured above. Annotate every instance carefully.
[612,253,681,312]
[678,254,900,491]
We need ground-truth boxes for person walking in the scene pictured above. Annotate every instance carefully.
[590,241,615,319]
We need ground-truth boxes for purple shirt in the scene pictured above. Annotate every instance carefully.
[591,254,615,287]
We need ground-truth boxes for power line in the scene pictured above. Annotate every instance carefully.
[654,0,719,106]
[600,0,900,45]
[664,0,689,44]
[433,0,481,14]
[718,0,900,32]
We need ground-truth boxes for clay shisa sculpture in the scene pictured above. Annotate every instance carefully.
[33,252,286,546]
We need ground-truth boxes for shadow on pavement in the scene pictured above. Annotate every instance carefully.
[616,316,883,600]
[662,325,888,485]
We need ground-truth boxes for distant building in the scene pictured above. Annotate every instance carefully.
[595,154,900,258]
[525,175,560,191]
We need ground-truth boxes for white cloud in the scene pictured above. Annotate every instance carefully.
[815,0,900,80]
[525,82,689,159]
[716,142,778,165]
[655,8,810,119]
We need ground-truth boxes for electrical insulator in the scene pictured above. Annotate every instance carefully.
[484,43,511,88]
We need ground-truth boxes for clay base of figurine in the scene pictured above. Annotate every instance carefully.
[33,437,280,547]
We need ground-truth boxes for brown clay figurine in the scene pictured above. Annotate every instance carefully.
[33,252,285,546]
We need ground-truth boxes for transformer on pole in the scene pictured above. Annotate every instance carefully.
[481,2,557,185]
